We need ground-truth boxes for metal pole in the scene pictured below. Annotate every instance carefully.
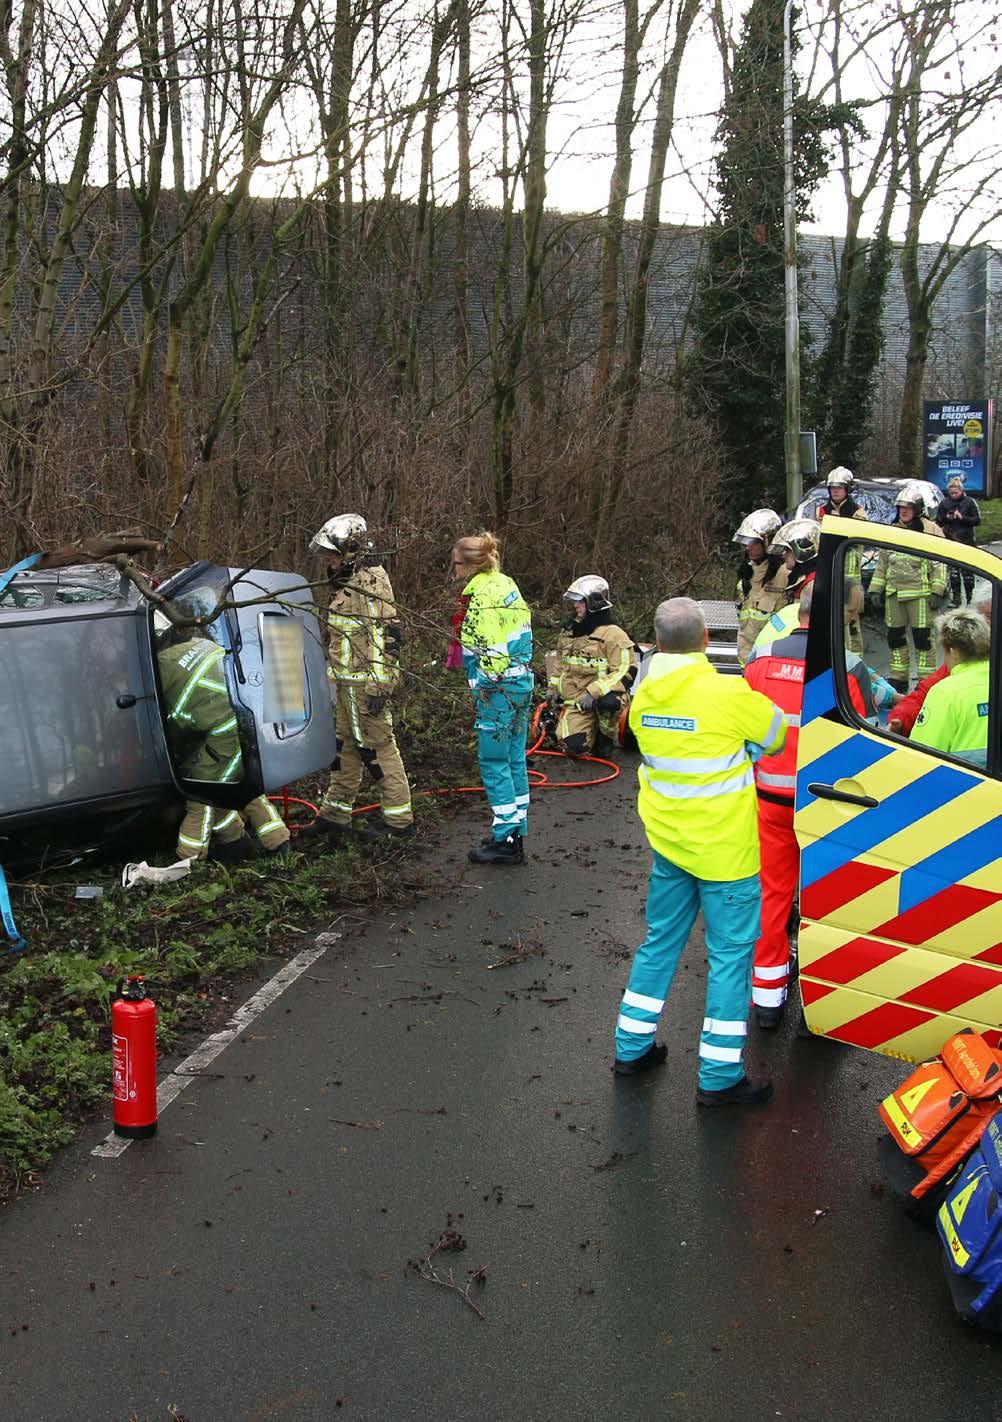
[783,0,801,513]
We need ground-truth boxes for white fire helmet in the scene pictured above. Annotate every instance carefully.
[733,509,782,547]
[769,518,821,562]
[563,575,612,612]
[309,513,370,557]
[895,481,928,516]
[826,466,854,489]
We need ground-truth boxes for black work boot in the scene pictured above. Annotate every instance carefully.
[697,1076,773,1107]
[354,820,416,843]
[468,833,524,865]
[210,835,255,865]
[756,1005,784,1031]
[298,817,351,843]
[613,1041,667,1076]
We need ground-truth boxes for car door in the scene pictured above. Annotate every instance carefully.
[796,519,1002,1061]
[155,563,335,808]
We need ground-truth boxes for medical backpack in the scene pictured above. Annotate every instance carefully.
[877,1030,1002,1219]
[937,1109,1002,1330]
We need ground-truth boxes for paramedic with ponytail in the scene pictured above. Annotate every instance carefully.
[613,597,785,1105]
[450,532,534,866]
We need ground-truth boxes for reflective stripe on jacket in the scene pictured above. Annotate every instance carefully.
[158,636,244,784]
[869,519,947,600]
[912,658,990,767]
[744,627,869,802]
[326,564,400,690]
[736,558,789,664]
[550,622,636,701]
[628,650,786,880]
[752,599,801,655]
[461,569,533,691]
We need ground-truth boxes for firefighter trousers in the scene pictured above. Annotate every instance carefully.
[615,853,760,1090]
[752,795,798,1009]
[886,595,934,682]
[176,795,289,859]
[474,680,531,840]
[556,696,622,756]
[319,686,413,829]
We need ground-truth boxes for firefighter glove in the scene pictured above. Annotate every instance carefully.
[366,695,387,716]
[866,591,884,617]
[576,692,596,712]
[545,687,561,708]
[930,592,947,612]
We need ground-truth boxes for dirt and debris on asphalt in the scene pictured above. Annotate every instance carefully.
[1,761,1000,1420]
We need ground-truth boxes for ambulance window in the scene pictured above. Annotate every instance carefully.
[833,539,998,775]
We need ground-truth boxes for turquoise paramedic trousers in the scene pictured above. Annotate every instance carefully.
[473,680,532,840]
[615,853,761,1090]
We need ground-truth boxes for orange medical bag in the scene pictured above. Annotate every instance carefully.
[878,1030,1002,1210]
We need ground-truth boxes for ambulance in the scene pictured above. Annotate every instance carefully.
[796,517,1002,1060]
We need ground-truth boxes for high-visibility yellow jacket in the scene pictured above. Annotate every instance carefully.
[628,651,786,880]
[870,519,947,601]
[325,564,401,692]
[752,599,802,655]
[158,636,243,784]
[912,658,990,768]
[549,622,636,703]
[736,558,789,664]
[460,569,533,691]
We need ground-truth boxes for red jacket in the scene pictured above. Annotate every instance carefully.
[744,625,868,803]
[892,663,949,735]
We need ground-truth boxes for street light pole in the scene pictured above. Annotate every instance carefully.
[783,0,802,513]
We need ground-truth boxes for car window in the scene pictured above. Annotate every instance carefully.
[833,538,996,774]
[0,586,44,608]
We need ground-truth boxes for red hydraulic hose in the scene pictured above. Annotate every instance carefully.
[269,701,621,834]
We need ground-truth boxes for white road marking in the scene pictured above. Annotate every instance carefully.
[91,938,335,1158]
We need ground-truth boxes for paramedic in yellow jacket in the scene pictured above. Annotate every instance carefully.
[732,509,787,663]
[866,482,948,692]
[157,608,289,862]
[613,597,785,1105]
[302,514,414,843]
[546,576,636,756]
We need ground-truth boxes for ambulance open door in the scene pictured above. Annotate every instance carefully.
[794,520,1002,1060]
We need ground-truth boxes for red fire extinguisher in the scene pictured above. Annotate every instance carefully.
[112,975,158,1137]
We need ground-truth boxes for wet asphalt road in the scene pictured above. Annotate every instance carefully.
[2,759,1001,1422]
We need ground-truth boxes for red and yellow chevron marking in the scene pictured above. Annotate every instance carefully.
[796,686,1002,1059]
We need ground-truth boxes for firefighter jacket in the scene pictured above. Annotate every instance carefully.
[817,501,868,578]
[549,617,636,705]
[936,494,981,547]
[744,626,869,804]
[460,568,533,692]
[736,556,789,664]
[628,650,786,881]
[158,636,243,784]
[912,658,990,767]
[325,563,401,694]
[869,519,947,601]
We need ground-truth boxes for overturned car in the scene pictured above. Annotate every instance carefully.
[0,560,336,867]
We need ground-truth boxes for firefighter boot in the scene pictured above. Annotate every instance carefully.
[354,820,417,843]
[210,835,256,866]
[468,832,525,866]
[299,816,352,844]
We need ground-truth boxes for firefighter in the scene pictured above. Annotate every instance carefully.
[817,466,868,652]
[743,582,872,1028]
[613,597,785,1105]
[751,519,822,654]
[301,514,413,843]
[732,509,787,664]
[545,576,636,756]
[156,605,290,862]
[936,473,981,606]
[912,609,991,768]
[866,482,947,693]
[451,531,533,866]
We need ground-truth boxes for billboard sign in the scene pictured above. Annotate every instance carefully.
[923,399,993,494]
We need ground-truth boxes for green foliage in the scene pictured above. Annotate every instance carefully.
[686,0,852,518]
[0,649,474,1194]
